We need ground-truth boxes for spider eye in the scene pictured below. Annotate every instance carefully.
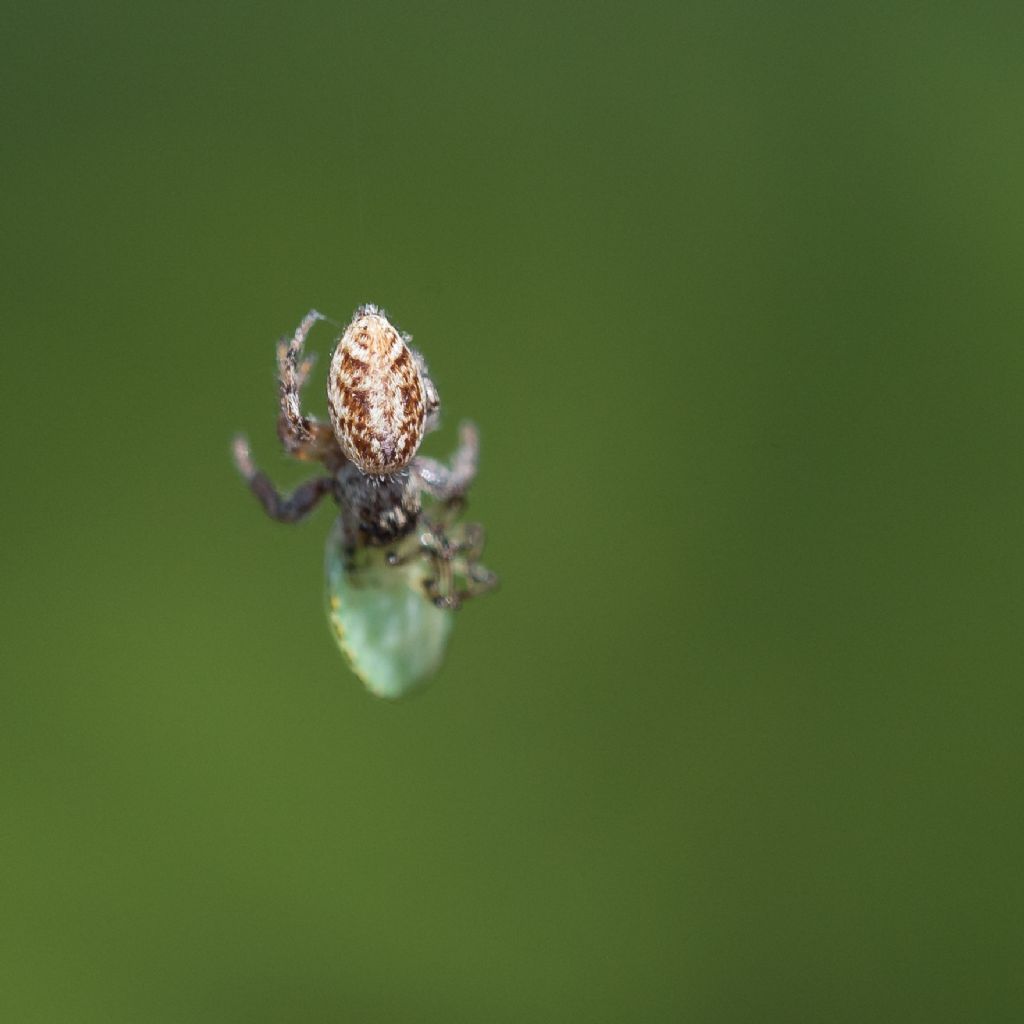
[327,311,426,475]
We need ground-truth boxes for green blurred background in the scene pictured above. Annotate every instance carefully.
[3,1,1022,1020]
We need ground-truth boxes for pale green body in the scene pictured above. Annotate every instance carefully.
[325,522,453,699]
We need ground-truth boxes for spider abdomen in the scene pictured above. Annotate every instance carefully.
[327,307,426,475]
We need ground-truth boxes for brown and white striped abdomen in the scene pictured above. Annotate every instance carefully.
[327,308,427,475]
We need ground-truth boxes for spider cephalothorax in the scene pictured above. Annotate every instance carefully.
[233,304,495,610]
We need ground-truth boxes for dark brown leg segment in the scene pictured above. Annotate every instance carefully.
[233,435,335,523]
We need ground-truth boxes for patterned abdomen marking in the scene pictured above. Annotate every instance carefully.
[327,309,426,475]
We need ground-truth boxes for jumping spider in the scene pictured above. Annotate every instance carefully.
[233,305,497,610]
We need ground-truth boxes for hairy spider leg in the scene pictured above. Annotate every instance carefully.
[232,435,335,523]
[276,309,342,463]
[413,421,480,502]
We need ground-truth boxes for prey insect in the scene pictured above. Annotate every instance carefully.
[233,304,497,698]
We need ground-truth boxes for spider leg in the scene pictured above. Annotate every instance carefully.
[452,561,500,605]
[233,435,335,523]
[412,421,479,502]
[424,553,499,609]
[415,517,498,610]
[442,520,498,606]
[276,309,342,463]
[408,345,441,433]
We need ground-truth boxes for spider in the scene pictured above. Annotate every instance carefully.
[233,304,497,612]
